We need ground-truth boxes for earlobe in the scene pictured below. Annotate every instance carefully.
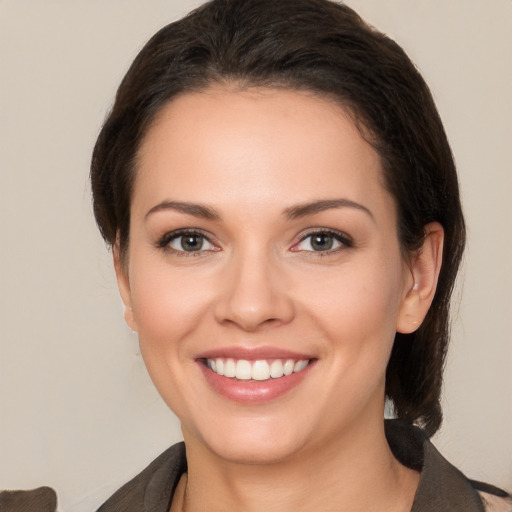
[113,241,138,333]
[396,222,444,334]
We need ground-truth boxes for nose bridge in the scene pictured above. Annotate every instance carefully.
[214,241,294,330]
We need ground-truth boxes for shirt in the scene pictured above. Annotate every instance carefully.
[97,420,511,512]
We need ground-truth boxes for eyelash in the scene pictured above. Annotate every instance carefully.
[156,228,353,257]
[157,229,218,257]
[292,229,353,255]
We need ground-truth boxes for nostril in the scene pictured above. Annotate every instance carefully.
[213,263,296,330]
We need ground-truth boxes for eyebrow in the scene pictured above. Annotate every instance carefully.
[145,198,374,222]
[283,199,374,221]
[145,200,221,221]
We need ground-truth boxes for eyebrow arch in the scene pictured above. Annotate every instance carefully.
[145,200,221,221]
[283,199,374,221]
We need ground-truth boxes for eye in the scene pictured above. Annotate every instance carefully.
[292,230,352,253]
[159,230,217,254]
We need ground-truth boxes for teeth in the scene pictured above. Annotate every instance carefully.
[224,358,236,378]
[206,358,310,381]
[294,360,308,372]
[251,360,270,381]
[270,360,284,378]
[235,360,252,380]
[283,359,294,376]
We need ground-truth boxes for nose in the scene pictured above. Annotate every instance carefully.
[213,248,295,331]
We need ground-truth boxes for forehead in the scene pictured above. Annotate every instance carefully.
[133,87,391,217]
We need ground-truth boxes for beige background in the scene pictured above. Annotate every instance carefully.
[1,1,511,510]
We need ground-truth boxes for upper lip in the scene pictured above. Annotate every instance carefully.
[196,346,315,361]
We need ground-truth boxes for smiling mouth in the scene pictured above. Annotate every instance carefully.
[203,358,311,381]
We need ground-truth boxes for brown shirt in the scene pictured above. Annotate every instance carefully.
[97,420,511,512]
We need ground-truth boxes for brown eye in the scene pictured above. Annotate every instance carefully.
[310,233,335,251]
[163,231,216,253]
[293,230,351,253]
[179,234,205,251]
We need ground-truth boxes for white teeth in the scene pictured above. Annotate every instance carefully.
[270,360,284,378]
[235,360,252,380]
[294,360,308,372]
[283,359,295,376]
[215,358,224,376]
[224,358,236,378]
[251,360,270,381]
[206,357,310,381]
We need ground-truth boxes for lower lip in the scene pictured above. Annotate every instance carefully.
[198,361,315,403]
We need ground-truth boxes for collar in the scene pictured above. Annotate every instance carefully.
[385,420,485,512]
[139,421,485,511]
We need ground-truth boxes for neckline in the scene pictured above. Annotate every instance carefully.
[141,421,486,512]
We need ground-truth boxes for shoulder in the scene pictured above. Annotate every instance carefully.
[385,420,511,512]
[474,483,512,512]
[0,487,57,512]
[96,442,187,512]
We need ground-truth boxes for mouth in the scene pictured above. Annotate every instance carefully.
[202,357,311,381]
[196,349,316,403]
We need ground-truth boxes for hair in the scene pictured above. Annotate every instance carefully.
[91,0,465,436]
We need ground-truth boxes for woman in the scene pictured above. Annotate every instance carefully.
[90,0,510,510]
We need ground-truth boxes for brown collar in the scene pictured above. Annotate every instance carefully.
[385,420,485,512]
[98,420,489,511]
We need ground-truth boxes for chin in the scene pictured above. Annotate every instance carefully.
[209,436,305,466]
[186,415,311,466]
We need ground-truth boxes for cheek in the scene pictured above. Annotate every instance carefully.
[128,259,215,354]
[127,260,217,416]
[295,254,406,352]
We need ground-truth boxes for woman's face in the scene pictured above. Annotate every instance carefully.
[118,87,417,464]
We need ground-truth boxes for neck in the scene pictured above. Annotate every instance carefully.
[180,420,419,512]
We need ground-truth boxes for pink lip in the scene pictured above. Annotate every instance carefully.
[196,345,314,361]
[197,356,316,404]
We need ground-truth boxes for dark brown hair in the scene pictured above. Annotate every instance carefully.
[91,0,465,436]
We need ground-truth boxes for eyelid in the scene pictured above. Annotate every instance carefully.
[291,228,353,252]
[157,228,220,254]
[156,227,352,255]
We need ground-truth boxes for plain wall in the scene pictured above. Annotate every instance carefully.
[1,1,510,510]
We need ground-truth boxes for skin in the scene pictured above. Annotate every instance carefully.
[116,87,444,512]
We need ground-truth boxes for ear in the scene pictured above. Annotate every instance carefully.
[113,240,138,333]
[396,222,444,334]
